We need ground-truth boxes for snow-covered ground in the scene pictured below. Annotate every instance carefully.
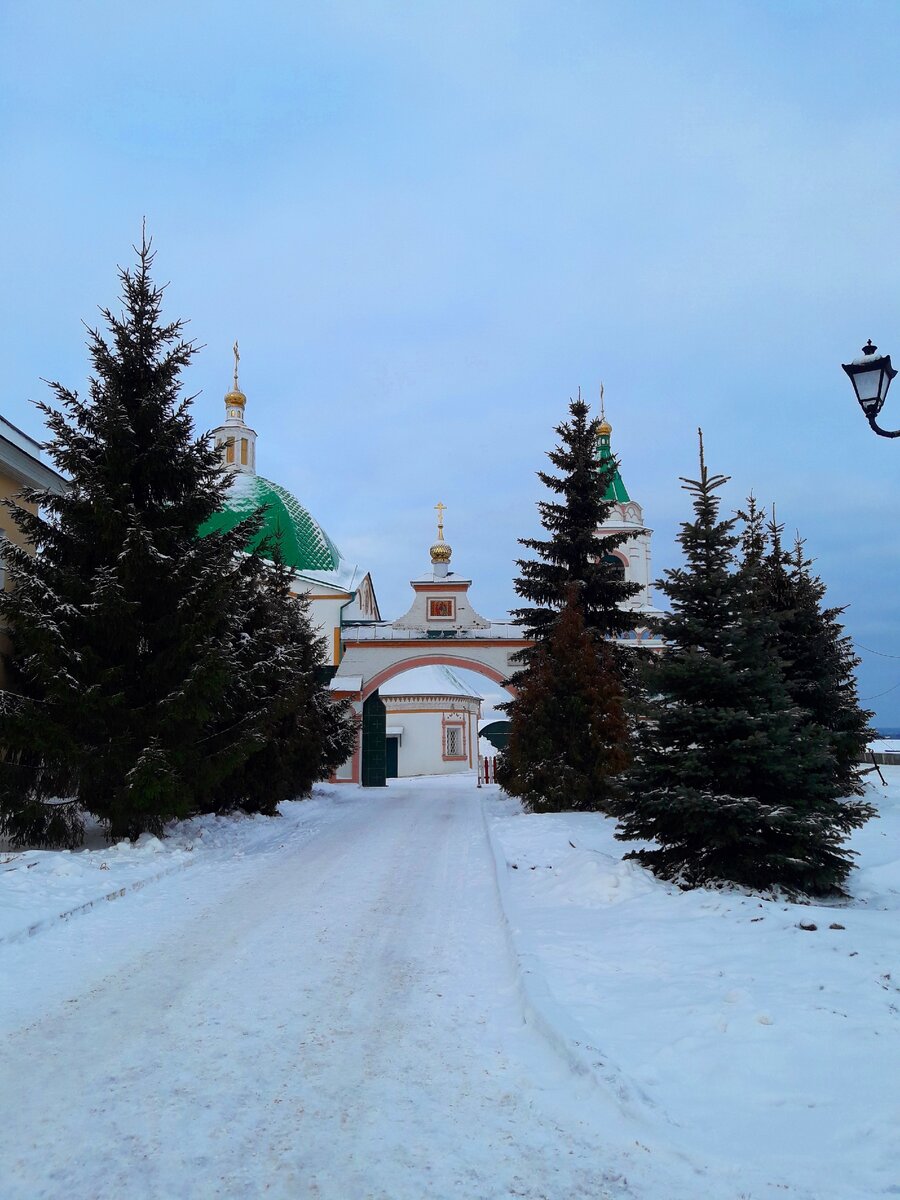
[486,768,900,1200]
[0,772,896,1198]
[0,804,324,945]
[870,737,900,753]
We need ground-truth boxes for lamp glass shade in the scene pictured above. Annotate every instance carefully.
[855,367,885,402]
[842,351,897,418]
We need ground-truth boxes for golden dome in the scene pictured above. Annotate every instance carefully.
[430,500,452,564]
[225,341,246,410]
[598,418,612,436]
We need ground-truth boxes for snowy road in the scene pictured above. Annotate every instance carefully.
[0,779,700,1200]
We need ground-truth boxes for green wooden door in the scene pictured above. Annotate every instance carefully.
[361,691,387,787]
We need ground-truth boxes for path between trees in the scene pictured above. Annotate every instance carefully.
[1,779,717,1200]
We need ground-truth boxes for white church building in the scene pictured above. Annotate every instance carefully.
[204,353,661,782]
[201,347,381,666]
[380,665,483,778]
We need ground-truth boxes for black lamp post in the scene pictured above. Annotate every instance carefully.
[842,340,900,437]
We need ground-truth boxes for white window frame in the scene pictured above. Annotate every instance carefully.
[443,723,466,760]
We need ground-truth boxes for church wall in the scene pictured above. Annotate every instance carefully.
[383,695,479,777]
[342,574,380,621]
[291,586,347,666]
[602,501,654,611]
[392,580,490,632]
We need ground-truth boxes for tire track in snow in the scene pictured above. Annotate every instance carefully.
[0,782,714,1200]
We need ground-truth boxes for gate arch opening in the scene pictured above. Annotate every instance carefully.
[362,654,515,703]
[359,656,516,787]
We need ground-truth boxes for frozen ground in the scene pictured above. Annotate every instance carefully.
[486,767,900,1200]
[0,773,896,1199]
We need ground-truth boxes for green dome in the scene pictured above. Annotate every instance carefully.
[199,473,343,574]
[596,426,630,503]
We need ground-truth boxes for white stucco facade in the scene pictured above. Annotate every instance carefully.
[602,495,654,612]
[381,665,482,777]
[330,538,530,784]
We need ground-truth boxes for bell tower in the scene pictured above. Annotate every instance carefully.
[211,341,257,474]
[596,388,654,612]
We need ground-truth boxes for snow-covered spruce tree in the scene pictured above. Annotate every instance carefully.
[0,236,273,845]
[509,392,640,656]
[497,392,638,809]
[202,543,357,815]
[613,433,868,896]
[498,584,630,813]
[758,519,874,808]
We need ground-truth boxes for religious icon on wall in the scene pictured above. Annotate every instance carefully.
[429,598,455,619]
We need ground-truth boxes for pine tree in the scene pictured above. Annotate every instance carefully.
[496,585,630,812]
[614,433,871,896]
[737,493,767,579]
[759,521,874,804]
[0,235,349,846]
[204,544,357,814]
[497,392,638,810]
[510,392,640,654]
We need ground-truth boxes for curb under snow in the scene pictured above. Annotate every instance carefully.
[480,795,662,1121]
[0,855,198,947]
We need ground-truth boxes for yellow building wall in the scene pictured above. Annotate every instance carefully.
[0,469,38,691]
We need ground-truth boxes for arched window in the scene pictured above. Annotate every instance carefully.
[603,553,626,582]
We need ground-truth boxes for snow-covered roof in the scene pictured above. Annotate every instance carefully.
[342,621,524,641]
[0,416,42,456]
[380,664,483,700]
[0,416,66,493]
[410,569,473,585]
[329,675,362,694]
[199,471,360,589]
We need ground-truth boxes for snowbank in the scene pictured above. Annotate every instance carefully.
[484,771,900,1200]
[0,789,346,945]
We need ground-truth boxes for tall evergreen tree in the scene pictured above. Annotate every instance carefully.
[497,585,630,812]
[737,493,767,579]
[0,236,352,846]
[510,392,640,655]
[613,434,872,896]
[758,520,874,803]
[498,392,638,810]
[204,544,357,814]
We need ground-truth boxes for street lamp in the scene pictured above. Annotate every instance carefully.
[842,340,900,437]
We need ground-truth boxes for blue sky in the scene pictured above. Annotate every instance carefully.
[3,0,900,721]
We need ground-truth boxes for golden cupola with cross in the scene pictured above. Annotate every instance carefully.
[212,341,257,474]
[201,342,361,593]
[390,503,490,631]
[430,501,452,568]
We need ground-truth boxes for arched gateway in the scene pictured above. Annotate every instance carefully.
[328,412,667,787]
[329,516,529,786]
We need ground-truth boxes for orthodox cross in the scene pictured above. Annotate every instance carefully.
[600,381,606,422]
[435,501,446,541]
[233,340,240,391]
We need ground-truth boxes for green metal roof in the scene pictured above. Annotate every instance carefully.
[596,428,630,503]
[198,473,343,574]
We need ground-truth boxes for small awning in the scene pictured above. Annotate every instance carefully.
[329,675,362,695]
[386,725,404,738]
